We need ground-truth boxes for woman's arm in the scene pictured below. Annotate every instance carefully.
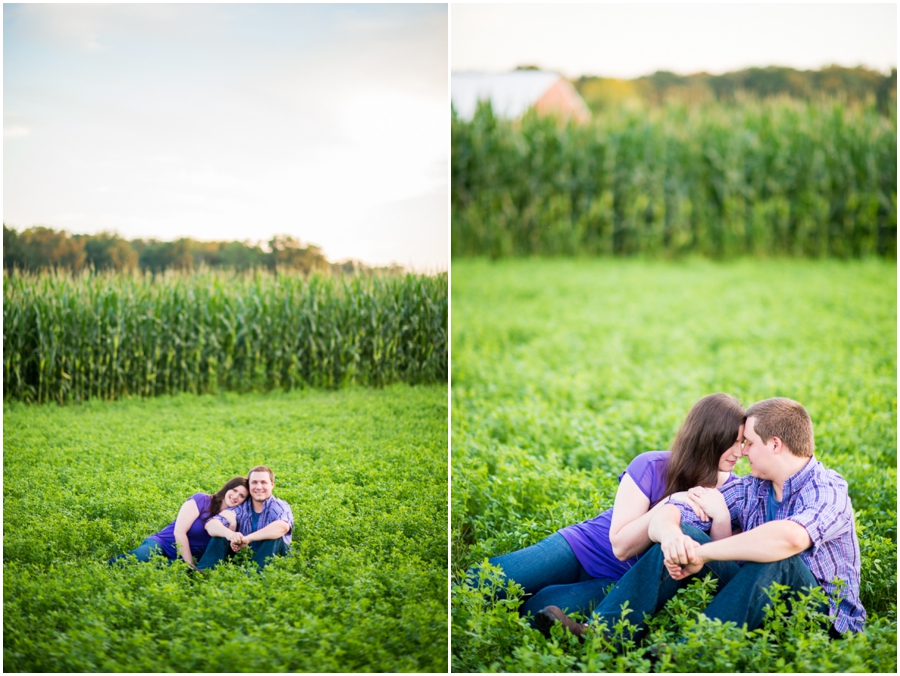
[608,474,672,561]
[172,498,201,570]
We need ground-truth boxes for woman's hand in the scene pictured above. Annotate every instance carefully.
[686,486,730,524]
[667,490,710,522]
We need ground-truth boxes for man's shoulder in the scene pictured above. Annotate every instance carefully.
[266,496,293,511]
[797,459,849,495]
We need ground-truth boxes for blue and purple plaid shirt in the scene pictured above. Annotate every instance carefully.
[213,495,294,547]
[673,456,865,633]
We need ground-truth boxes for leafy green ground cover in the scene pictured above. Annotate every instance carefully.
[4,384,448,672]
[451,257,896,672]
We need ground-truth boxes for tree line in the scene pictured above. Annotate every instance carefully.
[574,65,897,114]
[2,225,403,276]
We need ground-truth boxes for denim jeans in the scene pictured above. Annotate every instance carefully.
[591,524,823,640]
[108,537,169,565]
[196,536,290,570]
[469,532,616,620]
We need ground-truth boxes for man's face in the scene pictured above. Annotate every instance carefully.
[248,471,274,503]
[718,423,745,472]
[741,417,775,479]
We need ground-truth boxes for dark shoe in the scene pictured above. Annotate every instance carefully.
[534,605,587,640]
[645,642,671,669]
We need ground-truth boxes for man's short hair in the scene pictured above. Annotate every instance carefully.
[745,398,814,458]
[248,465,275,483]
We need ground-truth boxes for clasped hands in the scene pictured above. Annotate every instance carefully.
[661,533,705,580]
[660,486,727,580]
[225,530,250,552]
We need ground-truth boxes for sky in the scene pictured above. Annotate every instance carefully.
[4,3,448,272]
[451,3,897,79]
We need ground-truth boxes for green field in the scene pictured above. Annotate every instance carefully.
[451,258,896,672]
[4,384,448,672]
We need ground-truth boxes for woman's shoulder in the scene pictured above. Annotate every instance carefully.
[188,493,212,506]
[627,450,670,471]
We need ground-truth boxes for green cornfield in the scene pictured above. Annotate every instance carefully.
[3,268,447,403]
[452,98,896,258]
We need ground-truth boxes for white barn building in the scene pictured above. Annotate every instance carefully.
[451,70,591,123]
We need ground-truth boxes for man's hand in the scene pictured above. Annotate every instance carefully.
[662,534,706,580]
[660,531,700,567]
[665,555,705,580]
[226,531,248,552]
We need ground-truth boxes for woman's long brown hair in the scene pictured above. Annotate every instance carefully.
[659,393,746,502]
[201,476,249,522]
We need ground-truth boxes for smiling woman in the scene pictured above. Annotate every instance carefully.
[108,476,249,570]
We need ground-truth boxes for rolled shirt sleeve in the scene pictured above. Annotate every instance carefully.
[669,477,753,533]
[785,482,853,547]
[270,500,294,535]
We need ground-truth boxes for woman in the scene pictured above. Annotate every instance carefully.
[467,393,745,620]
[109,477,249,570]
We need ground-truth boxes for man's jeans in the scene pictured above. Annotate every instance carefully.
[196,536,290,570]
[469,532,616,619]
[591,524,823,640]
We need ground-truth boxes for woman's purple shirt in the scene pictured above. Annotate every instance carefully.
[148,493,213,558]
[559,451,735,581]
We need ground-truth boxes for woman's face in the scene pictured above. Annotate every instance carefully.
[224,485,249,509]
[718,423,745,472]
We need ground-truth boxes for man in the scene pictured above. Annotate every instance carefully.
[197,465,293,570]
[537,397,865,641]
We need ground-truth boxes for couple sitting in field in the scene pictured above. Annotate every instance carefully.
[110,465,293,571]
[469,395,864,643]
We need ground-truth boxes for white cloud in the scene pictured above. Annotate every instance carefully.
[4,126,31,138]
[4,4,449,270]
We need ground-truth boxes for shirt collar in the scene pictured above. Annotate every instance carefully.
[781,455,816,499]
[752,455,817,501]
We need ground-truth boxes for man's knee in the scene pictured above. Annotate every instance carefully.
[196,537,231,570]
[680,523,712,544]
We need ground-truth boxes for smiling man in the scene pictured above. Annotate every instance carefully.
[197,465,294,571]
[536,397,865,641]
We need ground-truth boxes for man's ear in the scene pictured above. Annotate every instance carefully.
[771,436,784,454]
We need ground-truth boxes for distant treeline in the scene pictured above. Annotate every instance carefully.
[2,225,402,276]
[574,65,897,114]
[452,97,896,259]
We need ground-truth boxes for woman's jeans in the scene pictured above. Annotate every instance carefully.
[591,524,827,640]
[108,538,170,564]
[469,532,616,620]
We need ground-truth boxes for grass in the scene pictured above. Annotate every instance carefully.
[451,257,896,672]
[4,383,448,672]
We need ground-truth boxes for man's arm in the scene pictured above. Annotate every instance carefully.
[668,520,812,579]
[243,520,290,543]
